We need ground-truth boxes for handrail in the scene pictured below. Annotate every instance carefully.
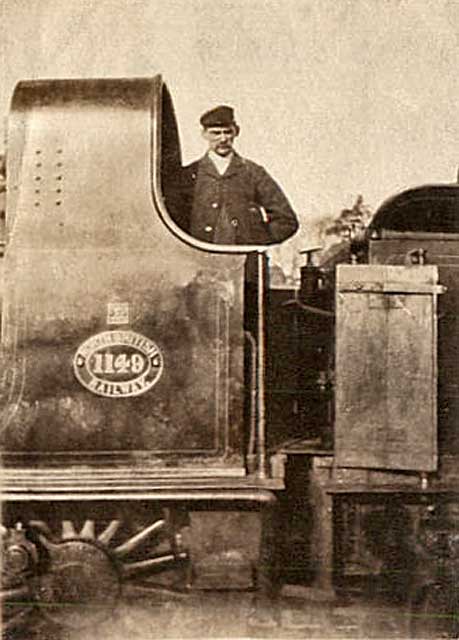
[256,251,268,479]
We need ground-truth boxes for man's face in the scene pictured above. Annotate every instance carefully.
[202,125,238,157]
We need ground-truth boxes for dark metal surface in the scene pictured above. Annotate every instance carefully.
[370,184,459,233]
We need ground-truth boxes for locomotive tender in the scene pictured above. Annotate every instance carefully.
[1,75,458,637]
[273,181,459,636]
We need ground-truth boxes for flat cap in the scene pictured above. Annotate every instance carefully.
[200,105,237,128]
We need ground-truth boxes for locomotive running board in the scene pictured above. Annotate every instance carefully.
[0,467,283,500]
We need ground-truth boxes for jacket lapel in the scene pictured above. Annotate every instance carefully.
[199,154,221,179]
[224,153,246,179]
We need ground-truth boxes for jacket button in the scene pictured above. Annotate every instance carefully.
[211,202,219,209]
[231,218,239,227]
[204,225,213,233]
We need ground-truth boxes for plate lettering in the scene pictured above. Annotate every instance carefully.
[73,330,163,398]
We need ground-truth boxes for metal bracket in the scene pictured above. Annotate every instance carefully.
[340,281,446,295]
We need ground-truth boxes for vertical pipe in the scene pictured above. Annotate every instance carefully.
[257,250,268,479]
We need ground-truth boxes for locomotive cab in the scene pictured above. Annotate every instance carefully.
[0,76,285,634]
[2,75,280,478]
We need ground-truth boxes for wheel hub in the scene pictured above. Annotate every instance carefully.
[2,525,38,584]
[36,539,121,629]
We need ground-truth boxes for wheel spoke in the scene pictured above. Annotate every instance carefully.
[38,533,59,552]
[28,519,53,539]
[123,582,190,600]
[122,551,188,578]
[98,519,121,545]
[113,519,166,558]
[80,519,95,539]
[62,520,77,539]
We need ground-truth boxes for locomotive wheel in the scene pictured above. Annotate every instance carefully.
[2,507,189,633]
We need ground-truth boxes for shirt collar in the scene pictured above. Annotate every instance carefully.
[208,150,234,175]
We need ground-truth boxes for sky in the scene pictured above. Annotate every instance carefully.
[1,0,458,267]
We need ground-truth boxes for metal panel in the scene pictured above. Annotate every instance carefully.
[0,78,246,471]
[335,265,439,471]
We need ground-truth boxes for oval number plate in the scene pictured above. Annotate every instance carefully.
[73,330,163,397]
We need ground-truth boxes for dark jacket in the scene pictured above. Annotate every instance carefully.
[166,153,298,245]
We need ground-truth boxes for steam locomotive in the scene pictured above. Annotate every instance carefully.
[1,76,458,638]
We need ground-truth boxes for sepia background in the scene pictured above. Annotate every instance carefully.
[0,3,457,638]
[1,0,458,272]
